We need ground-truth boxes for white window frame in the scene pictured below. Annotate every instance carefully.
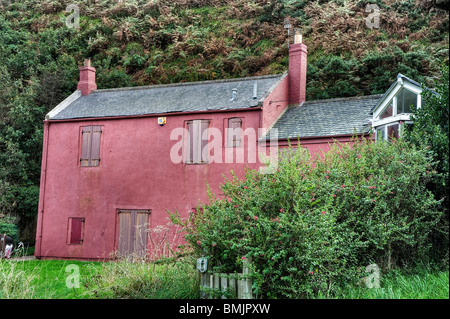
[374,121,413,142]
[372,77,422,142]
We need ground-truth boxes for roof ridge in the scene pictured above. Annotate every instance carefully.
[92,73,284,93]
[302,94,383,105]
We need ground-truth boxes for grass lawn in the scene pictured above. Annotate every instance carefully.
[0,258,199,299]
[1,258,448,299]
[317,267,449,299]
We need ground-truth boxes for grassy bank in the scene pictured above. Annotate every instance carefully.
[0,259,448,299]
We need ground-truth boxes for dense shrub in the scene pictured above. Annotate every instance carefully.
[170,137,443,298]
[404,65,449,264]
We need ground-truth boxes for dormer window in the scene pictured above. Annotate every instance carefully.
[379,101,394,119]
[376,88,419,121]
[396,88,418,114]
[371,74,422,142]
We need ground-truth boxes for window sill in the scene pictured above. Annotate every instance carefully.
[184,162,209,165]
[373,114,411,127]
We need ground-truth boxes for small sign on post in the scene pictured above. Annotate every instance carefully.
[198,256,253,299]
[196,256,208,273]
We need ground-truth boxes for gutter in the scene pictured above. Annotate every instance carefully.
[46,106,262,123]
[261,132,373,144]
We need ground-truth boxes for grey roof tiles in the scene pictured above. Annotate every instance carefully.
[48,72,382,139]
[267,94,383,139]
[49,74,285,120]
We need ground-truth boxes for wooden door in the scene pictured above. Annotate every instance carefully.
[118,210,150,258]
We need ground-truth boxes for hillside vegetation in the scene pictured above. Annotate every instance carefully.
[0,0,449,242]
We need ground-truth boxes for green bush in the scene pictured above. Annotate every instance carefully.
[404,64,449,264]
[170,137,443,298]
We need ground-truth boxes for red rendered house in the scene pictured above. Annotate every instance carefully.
[35,37,382,260]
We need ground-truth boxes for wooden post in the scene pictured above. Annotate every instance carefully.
[209,273,214,299]
[200,272,210,299]
[237,278,243,299]
[220,273,228,299]
[213,274,220,299]
[242,257,252,299]
[229,277,236,298]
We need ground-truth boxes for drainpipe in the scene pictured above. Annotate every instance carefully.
[35,120,50,258]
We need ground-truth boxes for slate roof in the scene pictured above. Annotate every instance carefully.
[266,94,383,140]
[48,73,285,120]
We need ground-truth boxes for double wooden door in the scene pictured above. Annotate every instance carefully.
[117,210,150,258]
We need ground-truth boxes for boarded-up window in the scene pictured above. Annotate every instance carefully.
[68,217,85,244]
[118,210,150,258]
[80,125,102,167]
[186,120,209,164]
[227,118,242,147]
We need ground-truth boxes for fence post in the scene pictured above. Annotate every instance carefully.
[242,256,252,299]
[213,274,220,299]
[220,273,228,299]
[209,273,215,299]
[200,272,210,299]
[229,277,236,298]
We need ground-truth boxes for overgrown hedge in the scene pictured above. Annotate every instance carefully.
[170,136,445,298]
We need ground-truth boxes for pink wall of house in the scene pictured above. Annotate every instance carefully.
[277,134,374,160]
[35,109,266,260]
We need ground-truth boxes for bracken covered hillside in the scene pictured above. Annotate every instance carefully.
[1,0,449,96]
[0,0,449,241]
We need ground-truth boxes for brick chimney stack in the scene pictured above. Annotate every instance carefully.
[288,32,307,104]
[77,58,97,96]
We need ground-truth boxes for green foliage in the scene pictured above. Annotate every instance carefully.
[404,64,449,263]
[0,218,19,242]
[307,54,359,99]
[96,67,132,89]
[170,138,443,298]
[406,65,449,187]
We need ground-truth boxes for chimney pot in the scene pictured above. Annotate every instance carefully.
[294,32,302,44]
